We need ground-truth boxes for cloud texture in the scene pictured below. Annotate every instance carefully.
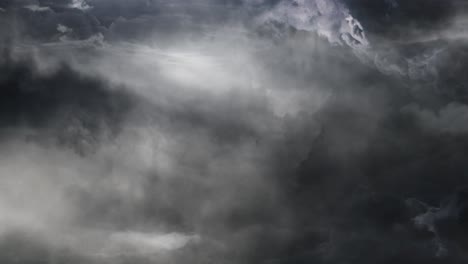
[1,0,468,263]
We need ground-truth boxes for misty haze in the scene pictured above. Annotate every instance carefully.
[1,0,468,263]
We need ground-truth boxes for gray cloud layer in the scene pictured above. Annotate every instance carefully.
[1,0,468,263]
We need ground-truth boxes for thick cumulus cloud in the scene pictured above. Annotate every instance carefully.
[1,0,468,263]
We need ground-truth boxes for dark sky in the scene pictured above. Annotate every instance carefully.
[1,1,468,263]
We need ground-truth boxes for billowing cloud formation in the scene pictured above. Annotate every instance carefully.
[1,0,468,263]
[259,0,369,48]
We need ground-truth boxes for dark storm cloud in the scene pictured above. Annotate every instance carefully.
[0,54,135,153]
[345,0,456,39]
[2,0,468,264]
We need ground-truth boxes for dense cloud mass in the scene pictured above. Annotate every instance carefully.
[1,0,468,263]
